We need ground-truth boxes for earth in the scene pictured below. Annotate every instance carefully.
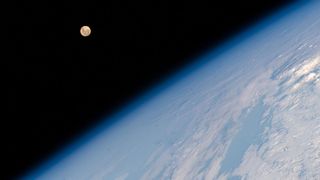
[26,2,320,179]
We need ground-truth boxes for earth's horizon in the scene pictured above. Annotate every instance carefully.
[26,1,320,179]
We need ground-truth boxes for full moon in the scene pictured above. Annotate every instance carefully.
[80,26,91,37]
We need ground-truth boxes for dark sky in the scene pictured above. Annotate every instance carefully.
[5,0,291,178]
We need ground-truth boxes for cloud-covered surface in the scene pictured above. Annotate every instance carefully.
[28,2,320,180]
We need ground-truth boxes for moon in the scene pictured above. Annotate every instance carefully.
[80,26,91,37]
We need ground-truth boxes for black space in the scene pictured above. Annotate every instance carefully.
[5,0,292,178]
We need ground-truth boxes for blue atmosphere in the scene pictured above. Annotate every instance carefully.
[25,2,320,179]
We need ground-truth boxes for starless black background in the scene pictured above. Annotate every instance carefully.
[5,0,292,178]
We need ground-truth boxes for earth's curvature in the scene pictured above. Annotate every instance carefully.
[26,2,320,180]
